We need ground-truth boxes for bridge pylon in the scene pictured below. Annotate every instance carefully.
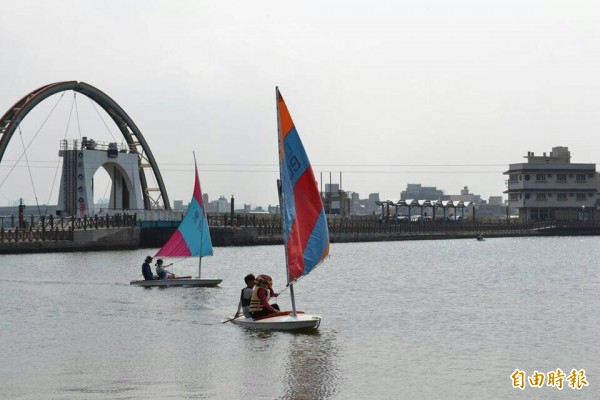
[57,138,144,217]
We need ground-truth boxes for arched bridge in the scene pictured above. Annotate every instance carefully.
[0,81,170,210]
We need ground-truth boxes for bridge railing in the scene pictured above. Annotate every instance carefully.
[0,226,74,243]
[207,213,600,236]
[206,214,283,235]
[0,213,137,242]
[325,217,599,236]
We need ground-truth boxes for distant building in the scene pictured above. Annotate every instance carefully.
[401,184,444,200]
[472,196,510,220]
[243,204,268,214]
[349,192,379,215]
[366,193,380,214]
[173,200,183,210]
[474,199,509,220]
[322,188,351,216]
[325,183,340,193]
[449,186,482,205]
[205,195,229,213]
[488,196,503,206]
[0,203,59,219]
[504,146,597,221]
[350,192,360,214]
[215,196,230,213]
[396,184,513,220]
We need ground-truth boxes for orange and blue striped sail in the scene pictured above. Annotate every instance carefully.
[277,88,330,283]
[155,164,213,258]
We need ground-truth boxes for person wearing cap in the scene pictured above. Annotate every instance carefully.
[142,256,154,280]
[249,274,280,319]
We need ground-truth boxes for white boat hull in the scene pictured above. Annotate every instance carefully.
[230,311,321,331]
[130,278,222,287]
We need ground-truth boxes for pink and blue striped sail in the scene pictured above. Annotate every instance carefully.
[277,88,330,283]
[155,165,213,258]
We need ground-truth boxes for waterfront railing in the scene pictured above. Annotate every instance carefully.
[0,213,598,243]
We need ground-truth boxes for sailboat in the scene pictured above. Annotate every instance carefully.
[230,88,330,330]
[130,156,222,288]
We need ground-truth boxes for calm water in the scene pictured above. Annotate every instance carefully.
[1,237,598,399]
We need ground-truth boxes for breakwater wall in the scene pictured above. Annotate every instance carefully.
[1,219,600,254]
[139,226,282,248]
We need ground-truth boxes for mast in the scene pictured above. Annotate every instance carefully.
[277,179,296,315]
[194,151,203,279]
[276,87,297,316]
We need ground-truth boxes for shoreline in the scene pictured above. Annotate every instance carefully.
[1,224,598,254]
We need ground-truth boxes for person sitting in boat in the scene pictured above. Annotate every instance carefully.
[235,273,256,318]
[142,256,155,280]
[155,259,177,280]
[249,274,280,319]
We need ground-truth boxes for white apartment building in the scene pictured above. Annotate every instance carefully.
[504,146,597,221]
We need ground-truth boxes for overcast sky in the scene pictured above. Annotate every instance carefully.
[1,0,600,209]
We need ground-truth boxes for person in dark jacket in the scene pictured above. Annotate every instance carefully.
[235,274,256,318]
[142,256,154,280]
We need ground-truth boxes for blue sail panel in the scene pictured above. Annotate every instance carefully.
[155,165,213,258]
[277,88,330,282]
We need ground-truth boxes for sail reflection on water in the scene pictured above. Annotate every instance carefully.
[280,333,341,399]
